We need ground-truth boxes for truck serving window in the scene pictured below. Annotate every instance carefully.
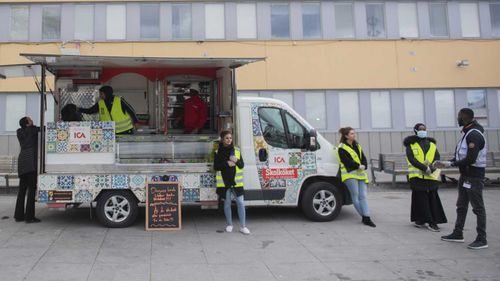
[258,107,288,149]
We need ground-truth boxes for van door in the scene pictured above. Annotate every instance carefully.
[250,106,312,204]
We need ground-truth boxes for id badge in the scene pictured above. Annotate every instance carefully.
[463,181,472,189]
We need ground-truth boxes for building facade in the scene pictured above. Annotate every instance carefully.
[0,0,499,159]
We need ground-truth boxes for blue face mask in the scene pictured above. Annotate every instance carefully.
[417,130,427,139]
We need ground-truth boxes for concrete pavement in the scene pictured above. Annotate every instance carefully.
[0,187,499,281]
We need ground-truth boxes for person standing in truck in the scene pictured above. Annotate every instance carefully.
[337,127,376,227]
[183,89,208,134]
[14,117,41,223]
[78,86,138,134]
[213,130,250,235]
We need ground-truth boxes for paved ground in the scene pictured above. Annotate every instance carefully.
[0,186,499,281]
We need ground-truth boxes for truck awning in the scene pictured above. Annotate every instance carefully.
[0,63,51,79]
[20,53,265,73]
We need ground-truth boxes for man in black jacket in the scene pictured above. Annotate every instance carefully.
[437,108,488,250]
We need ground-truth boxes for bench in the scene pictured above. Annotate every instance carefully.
[371,152,500,187]
[0,156,18,193]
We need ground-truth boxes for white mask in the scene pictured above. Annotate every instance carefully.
[417,130,427,139]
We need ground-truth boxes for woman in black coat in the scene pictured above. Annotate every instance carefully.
[14,117,41,223]
[404,123,446,231]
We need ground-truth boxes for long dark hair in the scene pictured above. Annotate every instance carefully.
[339,127,354,144]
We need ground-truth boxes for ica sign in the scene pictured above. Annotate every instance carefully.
[68,127,91,145]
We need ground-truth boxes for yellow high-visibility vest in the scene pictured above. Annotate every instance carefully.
[216,147,243,188]
[98,96,133,134]
[407,142,438,181]
[336,143,369,183]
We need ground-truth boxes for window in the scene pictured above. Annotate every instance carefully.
[459,3,480,37]
[271,92,294,108]
[74,5,94,40]
[403,91,424,128]
[10,6,29,41]
[5,95,26,132]
[238,92,259,98]
[237,3,257,39]
[370,91,391,128]
[434,90,455,127]
[398,3,418,38]
[490,4,500,37]
[302,3,321,39]
[467,89,488,126]
[140,4,160,39]
[271,3,290,38]
[366,3,385,38]
[334,3,354,38]
[429,3,448,37]
[42,5,61,40]
[305,92,326,129]
[45,94,55,124]
[205,4,225,39]
[338,92,360,128]
[106,5,126,40]
[285,113,307,149]
[172,4,192,39]
[259,107,288,148]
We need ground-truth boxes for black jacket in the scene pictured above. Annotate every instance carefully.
[213,143,244,197]
[79,95,139,124]
[17,126,39,176]
[337,142,368,172]
[451,121,486,178]
[404,136,441,190]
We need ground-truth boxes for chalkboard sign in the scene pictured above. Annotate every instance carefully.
[146,182,182,231]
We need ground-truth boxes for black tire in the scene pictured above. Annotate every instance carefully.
[300,182,343,222]
[96,190,139,228]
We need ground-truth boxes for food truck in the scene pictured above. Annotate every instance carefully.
[0,54,347,227]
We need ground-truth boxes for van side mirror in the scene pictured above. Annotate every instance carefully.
[307,129,318,152]
[258,148,268,162]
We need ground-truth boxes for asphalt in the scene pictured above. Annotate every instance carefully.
[0,186,499,281]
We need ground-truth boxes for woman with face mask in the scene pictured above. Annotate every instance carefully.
[403,123,447,231]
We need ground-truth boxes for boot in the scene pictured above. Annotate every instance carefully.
[362,216,376,227]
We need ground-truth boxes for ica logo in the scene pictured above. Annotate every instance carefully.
[73,132,87,139]
[273,156,285,164]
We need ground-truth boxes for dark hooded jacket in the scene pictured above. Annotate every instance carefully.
[451,120,486,178]
[17,126,40,176]
[79,90,138,124]
[403,135,440,190]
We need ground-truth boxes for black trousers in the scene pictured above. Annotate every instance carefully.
[454,176,487,242]
[14,171,37,220]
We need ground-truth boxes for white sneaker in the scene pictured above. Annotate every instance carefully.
[240,227,251,235]
[225,225,233,233]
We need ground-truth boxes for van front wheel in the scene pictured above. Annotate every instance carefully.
[96,191,138,228]
[301,182,342,222]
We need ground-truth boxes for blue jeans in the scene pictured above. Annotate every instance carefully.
[224,189,246,227]
[345,179,370,217]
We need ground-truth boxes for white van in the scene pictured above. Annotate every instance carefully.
[0,54,348,227]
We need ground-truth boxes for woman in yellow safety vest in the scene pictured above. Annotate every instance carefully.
[404,123,447,232]
[337,127,376,227]
[213,130,250,235]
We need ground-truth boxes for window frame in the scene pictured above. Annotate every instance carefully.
[74,4,95,41]
[428,2,450,38]
[370,90,392,129]
[236,2,258,39]
[365,2,387,39]
[334,2,356,39]
[489,3,500,38]
[172,3,192,40]
[9,5,30,42]
[338,91,360,129]
[106,4,127,41]
[204,3,226,40]
[270,2,291,40]
[434,89,456,128]
[41,4,62,41]
[403,90,425,128]
[258,106,290,149]
[397,2,419,38]
[458,2,481,38]
[302,1,322,39]
[140,3,161,40]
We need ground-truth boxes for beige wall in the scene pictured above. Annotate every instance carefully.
[1,40,500,92]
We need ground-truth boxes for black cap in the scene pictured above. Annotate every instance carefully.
[99,85,114,97]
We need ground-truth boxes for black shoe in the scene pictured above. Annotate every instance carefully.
[441,232,464,243]
[427,223,440,232]
[25,218,41,223]
[14,217,24,222]
[467,240,488,250]
[414,222,426,228]
[362,216,376,227]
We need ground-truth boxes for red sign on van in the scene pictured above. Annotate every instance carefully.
[262,168,298,180]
